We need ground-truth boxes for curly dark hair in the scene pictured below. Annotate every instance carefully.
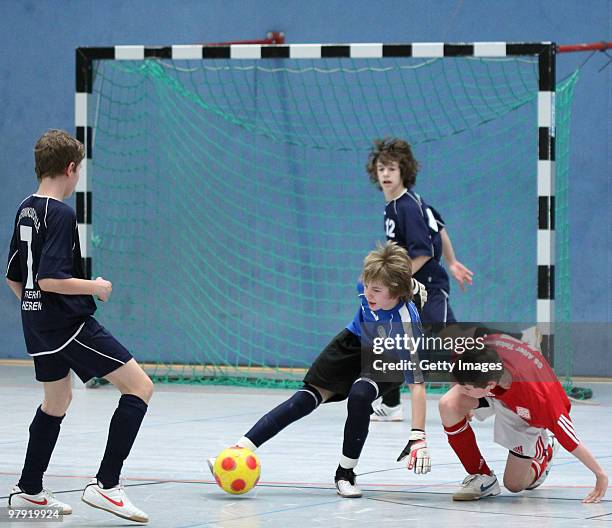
[366,138,420,190]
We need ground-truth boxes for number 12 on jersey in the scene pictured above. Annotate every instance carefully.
[385,218,396,239]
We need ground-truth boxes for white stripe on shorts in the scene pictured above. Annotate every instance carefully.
[74,338,126,365]
[440,289,449,323]
[29,321,87,356]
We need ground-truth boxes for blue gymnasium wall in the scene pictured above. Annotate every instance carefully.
[0,0,610,375]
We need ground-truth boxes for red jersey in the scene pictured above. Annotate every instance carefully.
[485,334,580,452]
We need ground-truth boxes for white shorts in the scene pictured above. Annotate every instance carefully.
[473,397,549,459]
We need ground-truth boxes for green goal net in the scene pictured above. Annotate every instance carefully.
[85,53,578,387]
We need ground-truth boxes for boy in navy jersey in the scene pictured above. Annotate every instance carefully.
[5,130,153,523]
[367,138,473,421]
[439,327,607,503]
[209,242,431,497]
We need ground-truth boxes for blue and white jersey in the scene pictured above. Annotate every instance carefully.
[6,195,96,354]
[384,189,450,293]
[346,282,424,355]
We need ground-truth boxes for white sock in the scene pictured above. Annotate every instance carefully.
[340,454,359,470]
[236,436,257,452]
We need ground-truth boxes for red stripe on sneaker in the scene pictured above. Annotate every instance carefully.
[97,490,124,507]
[22,497,48,506]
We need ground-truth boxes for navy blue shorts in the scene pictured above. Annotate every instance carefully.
[421,288,456,325]
[32,318,133,383]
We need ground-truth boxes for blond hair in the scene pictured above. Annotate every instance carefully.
[362,241,413,301]
[34,129,84,181]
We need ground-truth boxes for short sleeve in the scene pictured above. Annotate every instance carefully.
[37,207,77,281]
[429,205,446,229]
[6,223,22,282]
[400,201,433,258]
[549,405,580,452]
[346,306,363,337]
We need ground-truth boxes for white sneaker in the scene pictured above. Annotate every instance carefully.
[335,467,362,498]
[8,486,72,514]
[81,479,149,523]
[371,399,403,422]
[527,435,559,490]
[452,473,501,501]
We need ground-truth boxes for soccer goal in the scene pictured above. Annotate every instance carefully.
[74,41,577,387]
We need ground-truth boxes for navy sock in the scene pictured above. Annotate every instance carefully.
[245,386,322,447]
[96,394,148,489]
[342,380,378,461]
[18,406,64,495]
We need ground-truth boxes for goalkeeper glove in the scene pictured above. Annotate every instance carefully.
[412,279,428,310]
[397,429,431,474]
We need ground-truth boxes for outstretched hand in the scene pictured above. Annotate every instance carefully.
[448,260,474,291]
[583,473,608,503]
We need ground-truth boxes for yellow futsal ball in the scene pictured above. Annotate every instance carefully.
[213,447,261,495]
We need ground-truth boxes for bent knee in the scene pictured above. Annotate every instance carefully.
[503,478,526,493]
[439,392,475,420]
[438,394,451,412]
[347,381,378,406]
[438,394,463,417]
[128,373,154,403]
[138,375,154,403]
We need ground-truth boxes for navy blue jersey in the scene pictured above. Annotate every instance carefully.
[346,282,423,351]
[6,195,96,354]
[384,190,450,292]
